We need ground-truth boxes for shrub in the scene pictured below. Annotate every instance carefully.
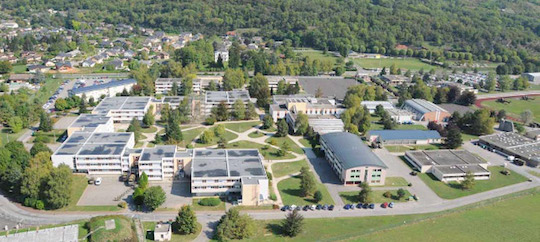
[383,191,392,198]
[269,140,277,146]
[205,117,216,125]
[33,135,51,143]
[118,201,127,208]
[272,204,280,209]
[198,197,221,206]
[23,197,37,208]
[269,194,277,201]
[35,200,45,210]
[186,144,193,149]
[266,171,273,181]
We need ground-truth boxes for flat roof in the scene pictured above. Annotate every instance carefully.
[320,132,387,169]
[403,99,448,114]
[68,114,112,131]
[70,78,135,95]
[479,132,538,149]
[297,77,357,100]
[360,101,395,110]
[205,90,253,104]
[405,150,486,167]
[433,164,490,175]
[191,149,266,178]
[54,131,133,156]
[368,130,441,141]
[93,96,151,114]
[0,224,78,242]
[140,145,177,161]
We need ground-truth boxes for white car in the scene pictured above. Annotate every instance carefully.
[94,177,102,186]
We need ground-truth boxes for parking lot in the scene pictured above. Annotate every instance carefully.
[77,176,133,206]
[150,179,192,209]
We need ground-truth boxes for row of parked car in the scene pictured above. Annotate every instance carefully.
[43,80,70,112]
[281,204,335,212]
[344,202,394,210]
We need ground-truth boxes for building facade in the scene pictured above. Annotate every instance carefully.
[402,99,450,122]
[70,79,136,100]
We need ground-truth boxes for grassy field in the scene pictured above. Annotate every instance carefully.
[194,127,238,147]
[59,174,121,212]
[271,159,308,178]
[0,128,25,147]
[353,57,439,71]
[179,127,205,147]
[192,198,226,211]
[481,98,540,123]
[29,78,64,105]
[385,144,441,153]
[248,131,265,138]
[340,189,412,204]
[141,126,158,133]
[369,123,427,131]
[244,189,539,241]
[143,221,201,242]
[221,121,261,133]
[228,141,296,160]
[385,177,410,187]
[294,49,338,65]
[462,132,480,141]
[88,215,135,242]
[277,175,334,205]
[418,166,528,199]
[527,170,540,178]
[29,129,66,143]
[12,64,27,73]
[265,136,304,154]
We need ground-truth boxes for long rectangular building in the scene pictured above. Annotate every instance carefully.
[320,132,387,185]
[204,90,256,115]
[67,114,114,136]
[402,99,450,122]
[70,78,136,100]
[479,132,540,167]
[92,96,152,122]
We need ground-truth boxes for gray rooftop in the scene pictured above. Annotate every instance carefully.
[0,224,78,242]
[406,150,486,167]
[54,132,133,156]
[321,132,387,169]
[297,77,357,100]
[70,78,135,95]
[205,90,253,104]
[368,130,441,141]
[403,99,448,114]
[93,96,151,114]
[68,114,112,132]
[480,132,538,149]
[191,149,266,178]
[432,164,490,175]
[140,145,177,161]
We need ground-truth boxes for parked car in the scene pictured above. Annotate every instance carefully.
[328,205,334,210]
[344,204,351,210]
[369,203,375,209]
[310,205,316,210]
[316,204,322,210]
[302,205,309,211]
[87,178,95,184]
[362,203,369,209]
[281,205,290,211]
[356,203,363,209]
[381,202,388,208]
[94,177,102,186]
[295,206,301,211]
[322,204,328,210]
[290,205,297,211]
[388,202,394,208]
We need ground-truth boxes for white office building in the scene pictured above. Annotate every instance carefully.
[70,79,136,100]
[92,96,152,122]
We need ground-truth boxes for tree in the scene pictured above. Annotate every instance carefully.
[374,105,385,117]
[207,80,218,91]
[497,109,507,121]
[294,112,309,135]
[30,142,52,156]
[39,112,52,132]
[139,172,149,190]
[8,116,23,133]
[397,188,406,199]
[175,205,198,234]
[262,115,274,129]
[445,125,463,149]
[143,186,166,210]
[282,209,304,237]
[249,73,270,107]
[456,91,476,106]
[484,72,496,92]
[211,101,229,121]
[461,172,475,190]
[231,99,245,120]
[299,167,316,197]
[79,94,88,114]
[228,42,241,69]
[169,81,179,96]
[142,106,155,127]
[276,119,289,137]
[182,76,194,95]
[0,61,12,74]
[314,190,323,203]
[199,129,215,144]
[127,117,142,143]
[21,152,52,201]
[44,164,72,209]
[278,141,290,157]
[358,182,372,203]
[215,208,255,240]
[223,69,246,90]
[165,119,183,144]
[245,102,257,120]
[520,110,533,125]
[133,187,145,205]
[498,76,512,92]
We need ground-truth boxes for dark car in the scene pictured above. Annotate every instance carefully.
[328,205,334,210]
[369,203,375,209]
[388,202,395,208]
[381,202,388,208]
[302,205,309,211]
[322,204,328,210]
[362,203,369,209]
[344,204,351,210]
[316,204,322,210]
[356,203,363,209]
[295,206,301,211]
[281,205,290,211]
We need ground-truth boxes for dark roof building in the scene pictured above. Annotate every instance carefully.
[367,130,442,145]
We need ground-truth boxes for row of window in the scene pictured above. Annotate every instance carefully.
[193,185,241,190]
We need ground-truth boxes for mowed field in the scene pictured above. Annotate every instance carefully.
[294,49,338,65]
[481,98,540,123]
[353,57,438,70]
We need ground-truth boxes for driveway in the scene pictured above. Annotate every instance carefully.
[53,116,77,129]
[78,176,133,206]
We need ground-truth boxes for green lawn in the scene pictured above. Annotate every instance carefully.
[277,175,334,205]
[228,141,296,160]
[248,131,265,138]
[143,221,201,242]
[369,123,427,131]
[481,98,540,123]
[192,198,226,211]
[179,127,205,147]
[340,189,412,204]
[385,144,441,153]
[29,78,64,105]
[29,129,66,143]
[462,132,480,141]
[221,121,261,133]
[353,57,439,71]
[0,128,25,147]
[244,189,540,241]
[12,64,27,74]
[234,205,275,211]
[418,166,528,199]
[194,127,238,147]
[88,215,135,242]
[294,49,338,65]
[141,126,158,133]
[59,174,121,212]
[385,177,410,187]
[265,136,304,154]
[271,159,308,178]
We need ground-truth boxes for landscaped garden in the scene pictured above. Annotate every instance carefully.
[228,141,296,160]
[277,175,334,205]
[271,159,309,178]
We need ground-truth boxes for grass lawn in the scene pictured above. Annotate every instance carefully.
[294,48,338,65]
[462,132,480,141]
[0,128,25,147]
[385,177,410,187]
[248,131,265,138]
[265,136,303,154]
[143,221,201,242]
[369,123,427,131]
[29,129,66,143]
[12,64,27,73]
[234,205,275,211]
[299,138,311,147]
[192,198,226,211]
[271,159,308,178]
[418,166,528,199]
[59,174,121,212]
[179,127,205,147]
[141,126,158,133]
[277,175,334,205]
[353,57,439,71]
[194,128,238,147]
[340,189,412,204]
[221,121,261,133]
[88,215,135,242]
[481,98,540,123]
[385,144,441,153]
[527,170,540,178]
[228,141,296,160]
[29,78,64,105]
